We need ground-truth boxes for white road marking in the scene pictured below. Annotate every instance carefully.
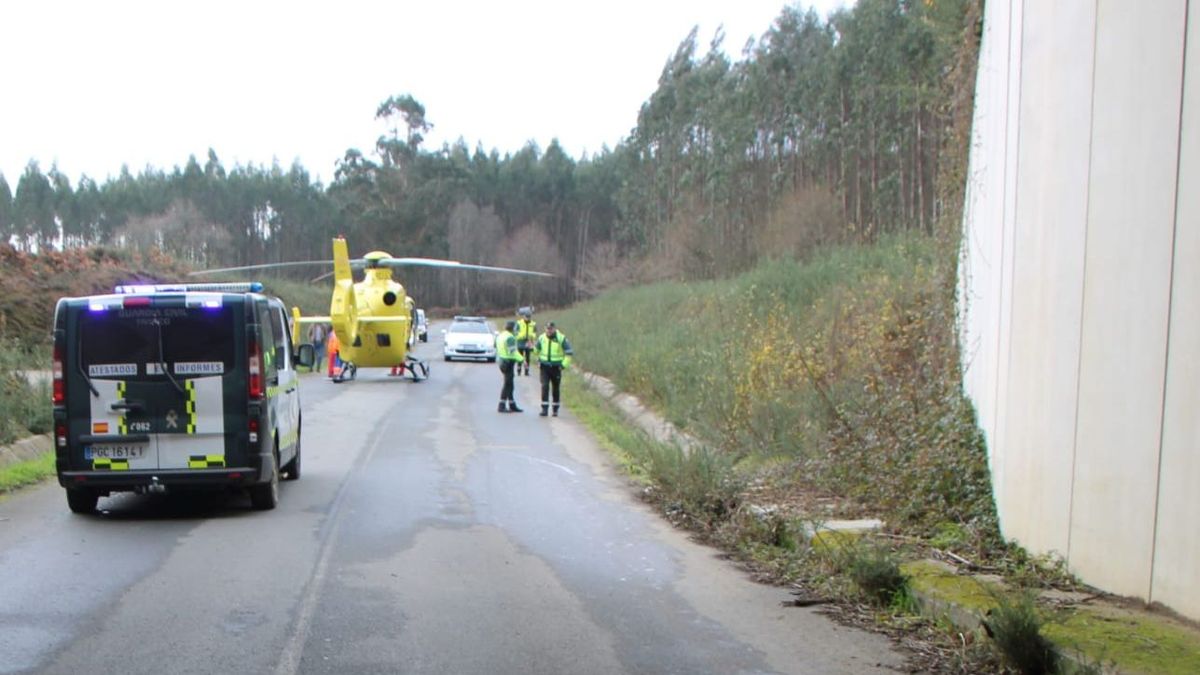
[492,449,577,476]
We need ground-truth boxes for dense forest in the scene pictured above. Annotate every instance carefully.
[0,0,972,309]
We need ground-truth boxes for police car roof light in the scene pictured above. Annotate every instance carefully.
[115,282,264,294]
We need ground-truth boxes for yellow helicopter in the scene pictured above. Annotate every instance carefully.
[192,236,553,382]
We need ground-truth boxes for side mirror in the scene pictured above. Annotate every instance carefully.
[296,343,316,369]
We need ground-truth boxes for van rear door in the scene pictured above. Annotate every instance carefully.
[76,300,237,470]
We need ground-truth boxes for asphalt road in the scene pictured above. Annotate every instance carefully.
[0,331,905,674]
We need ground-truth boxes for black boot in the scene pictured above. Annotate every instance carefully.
[498,401,508,413]
[509,400,524,413]
[539,406,549,417]
[552,406,559,417]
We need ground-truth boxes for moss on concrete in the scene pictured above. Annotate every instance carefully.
[1042,605,1200,674]
[903,560,1000,609]
[809,528,863,552]
[903,559,1200,674]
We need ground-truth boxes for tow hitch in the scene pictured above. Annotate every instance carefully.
[140,476,167,495]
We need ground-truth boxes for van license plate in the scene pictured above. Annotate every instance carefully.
[85,444,146,460]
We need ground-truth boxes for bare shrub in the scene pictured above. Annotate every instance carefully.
[576,240,636,299]
[447,200,502,266]
[445,200,505,308]
[755,185,847,261]
[492,223,565,305]
[116,200,231,265]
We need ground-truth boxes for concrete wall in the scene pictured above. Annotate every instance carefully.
[960,0,1199,620]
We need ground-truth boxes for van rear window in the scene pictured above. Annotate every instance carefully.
[78,306,235,376]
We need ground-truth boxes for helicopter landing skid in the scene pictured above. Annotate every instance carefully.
[409,356,429,382]
[332,362,357,383]
[388,356,429,382]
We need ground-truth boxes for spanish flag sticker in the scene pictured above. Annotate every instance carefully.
[93,422,109,434]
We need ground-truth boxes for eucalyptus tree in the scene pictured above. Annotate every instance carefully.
[47,165,76,247]
[0,175,13,244]
[72,176,103,246]
[13,162,54,251]
[537,139,576,253]
[572,148,622,293]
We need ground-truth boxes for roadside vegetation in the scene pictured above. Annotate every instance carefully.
[559,231,995,540]
[0,339,51,446]
[0,336,54,492]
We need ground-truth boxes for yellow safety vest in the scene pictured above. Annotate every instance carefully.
[537,332,572,366]
[516,319,536,342]
[496,330,521,362]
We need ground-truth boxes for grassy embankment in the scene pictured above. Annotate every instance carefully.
[555,229,1009,593]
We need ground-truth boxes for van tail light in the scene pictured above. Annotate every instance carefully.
[56,423,67,448]
[248,335,263,400]
[248,417,259,445]
[52,344,65,406]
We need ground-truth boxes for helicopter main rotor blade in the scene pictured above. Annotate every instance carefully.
[378,257,555,277]
[189,260,335,276]
[191,256,552,278]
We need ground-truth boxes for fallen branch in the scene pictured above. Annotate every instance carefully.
[781,597,833,607]
[934,547,977,569]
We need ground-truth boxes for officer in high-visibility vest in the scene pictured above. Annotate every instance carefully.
[515,308,537,376]
[495,320,524,413]
[536,321,573,417]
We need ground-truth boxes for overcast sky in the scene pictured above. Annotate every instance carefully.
[0,0,847,186]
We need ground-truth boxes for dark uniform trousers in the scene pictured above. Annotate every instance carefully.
[540,363,563,412]
[518,341,533,374]
[499,359,516,401]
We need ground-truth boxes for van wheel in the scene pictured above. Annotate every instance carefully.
[66,487,98,514]
[282,431,301,481]
[250,447,280,510]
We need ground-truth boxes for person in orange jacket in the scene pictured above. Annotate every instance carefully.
[326,329,341,378]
